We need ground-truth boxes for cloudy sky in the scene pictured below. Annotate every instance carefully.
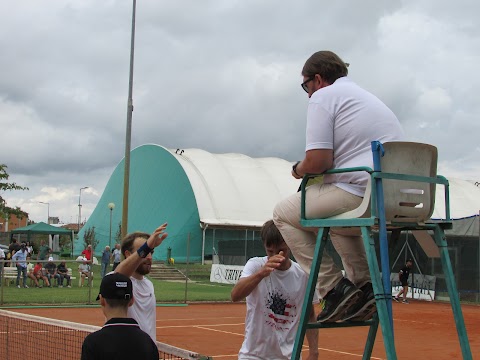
[1,0,479,224]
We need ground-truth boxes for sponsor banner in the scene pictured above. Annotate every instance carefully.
[210,264,244,284]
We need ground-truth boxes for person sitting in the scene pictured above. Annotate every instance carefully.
[33,262,50,287]
[44,257,61,287]
[26,256,42,288]
[57,260,71,288]
[79,258,92,287]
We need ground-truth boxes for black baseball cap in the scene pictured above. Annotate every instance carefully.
[96,273,133,301]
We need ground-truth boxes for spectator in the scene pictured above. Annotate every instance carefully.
[101,246,111,278]
[0,246,5,283]
[57,260,71,288]
[26,241,34,256]
[33,261,50,287]
[38,240,52,261]
[26,256,42,288]
[81,273,159,360]
[79,258,92,287]
[12,243,28,288]
[44,257,61,287]
[112,244,121,271]
[82,245,93,261]
[9,239,21,258]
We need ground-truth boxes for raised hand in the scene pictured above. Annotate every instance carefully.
[259,251,285,278]
[146,223,168,249]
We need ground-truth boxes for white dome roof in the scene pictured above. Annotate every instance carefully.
[172,148,300,227]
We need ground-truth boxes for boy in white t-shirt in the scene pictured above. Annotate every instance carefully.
[231,220,319,360]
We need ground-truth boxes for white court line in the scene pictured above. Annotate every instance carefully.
[156,316,244,322]
[394,318,441,326]
[159,323,244,329]
[180,325,386,359]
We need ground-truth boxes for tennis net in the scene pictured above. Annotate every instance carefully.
[0,309,211,360]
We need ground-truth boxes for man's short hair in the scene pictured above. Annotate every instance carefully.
[121,232,150,257]
[261,220,285,248]
[302,50,349,84]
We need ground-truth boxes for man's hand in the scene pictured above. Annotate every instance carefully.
[258,251,285,278]
[146,223,168,249]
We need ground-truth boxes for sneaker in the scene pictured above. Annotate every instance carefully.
[342,282,376,322]
[317,278,362,323]
[393,297,400,303]
[17,285,21,289]
[402,299,409,304]
[24,285,29,288]
[59,285,63,288]
[67,285,71,288]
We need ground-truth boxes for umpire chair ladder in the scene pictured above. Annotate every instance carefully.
[291,141,473,360]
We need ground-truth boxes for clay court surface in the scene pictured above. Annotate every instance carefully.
[12,300,479,359]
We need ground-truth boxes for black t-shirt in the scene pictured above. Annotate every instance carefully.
[81,318,159,360]
[399,265,411,282]
[57,264,68,274]
[44,263,57,275]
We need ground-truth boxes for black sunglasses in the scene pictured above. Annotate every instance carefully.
[301,76,314,92]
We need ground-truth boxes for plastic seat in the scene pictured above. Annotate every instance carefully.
[291,141,472,360]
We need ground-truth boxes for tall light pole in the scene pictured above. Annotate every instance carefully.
[108,202,115,248]
[122,0,137,239]
[78,187,89,233]
[38,201,50,224]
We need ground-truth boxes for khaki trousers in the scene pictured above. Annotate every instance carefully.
[273,183,370,298]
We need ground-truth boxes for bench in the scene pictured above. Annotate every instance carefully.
[1,266,77,287]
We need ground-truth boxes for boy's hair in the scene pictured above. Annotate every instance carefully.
[302,50,349,84]
[104,298,131,309]
[261,220,285,247]
[121,232,150,257]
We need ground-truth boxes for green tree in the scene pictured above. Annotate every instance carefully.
[83,226,99,252]
[0,164,29,221]
[115,222,122,244]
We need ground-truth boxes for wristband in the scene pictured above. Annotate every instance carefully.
[292,161,301,177]
[137,242,153,258]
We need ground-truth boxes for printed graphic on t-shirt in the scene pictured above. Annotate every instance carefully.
[264,288,297,331]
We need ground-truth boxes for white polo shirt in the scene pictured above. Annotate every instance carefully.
[306,76,405,196]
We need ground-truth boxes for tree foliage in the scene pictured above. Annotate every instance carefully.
[83,226,99,251]
[0,164,29,220]
[115,222,122,244]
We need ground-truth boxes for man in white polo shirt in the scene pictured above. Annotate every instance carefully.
[274,50,404,323]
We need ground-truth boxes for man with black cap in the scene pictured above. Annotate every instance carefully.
[81,272,159,360]
[394,259,414,304]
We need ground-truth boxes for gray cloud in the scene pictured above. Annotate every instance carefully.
[1,0,479,223]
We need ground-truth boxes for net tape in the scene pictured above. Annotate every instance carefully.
[0,309,211,360]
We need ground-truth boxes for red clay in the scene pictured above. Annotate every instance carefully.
[12,300,480,359]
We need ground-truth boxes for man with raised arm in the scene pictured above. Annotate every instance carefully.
[114,223,168,342]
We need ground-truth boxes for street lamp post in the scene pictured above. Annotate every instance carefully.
[108,203,115,248]
[78,187,89,233]
[38,201,50,224]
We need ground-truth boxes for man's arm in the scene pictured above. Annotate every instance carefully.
[231,253,285,302]
[305,306,319,359]
[292,149,333,179]
[115,223,168,277]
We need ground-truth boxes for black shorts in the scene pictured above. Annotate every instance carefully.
[400,279,408,287]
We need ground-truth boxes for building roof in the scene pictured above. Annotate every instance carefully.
[173,148,300,227]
